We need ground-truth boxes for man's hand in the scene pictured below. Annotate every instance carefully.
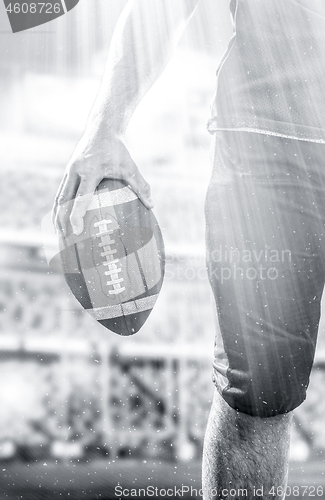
[52,133,153,236]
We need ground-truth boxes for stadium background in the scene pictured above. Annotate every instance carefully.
[0,1,325,498]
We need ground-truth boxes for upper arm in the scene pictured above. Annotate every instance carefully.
[127,0,200,61]
[125,0,200,42]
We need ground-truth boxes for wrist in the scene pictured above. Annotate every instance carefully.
[88,96,132,139]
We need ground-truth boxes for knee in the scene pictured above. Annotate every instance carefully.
[210,389,293,441]
[213,358,309,418]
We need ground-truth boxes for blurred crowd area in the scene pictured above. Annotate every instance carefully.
[0,0,324,473]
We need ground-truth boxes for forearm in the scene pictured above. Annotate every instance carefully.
[87,0,199,137]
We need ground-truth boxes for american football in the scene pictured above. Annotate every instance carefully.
[56,178,165,336]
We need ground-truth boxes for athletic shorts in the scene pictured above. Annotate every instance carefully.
[205,131,325,417]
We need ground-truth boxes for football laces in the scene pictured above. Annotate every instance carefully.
[94,219,125,295]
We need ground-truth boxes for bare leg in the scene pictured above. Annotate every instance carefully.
[202,390,293,500]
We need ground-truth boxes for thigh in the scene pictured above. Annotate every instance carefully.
[205,131,325,417]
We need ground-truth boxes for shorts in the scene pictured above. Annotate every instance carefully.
[205,131,325,417]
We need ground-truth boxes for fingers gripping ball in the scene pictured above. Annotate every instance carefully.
[56,179,165,336]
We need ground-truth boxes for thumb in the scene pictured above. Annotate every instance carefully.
[70,176,100,235]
